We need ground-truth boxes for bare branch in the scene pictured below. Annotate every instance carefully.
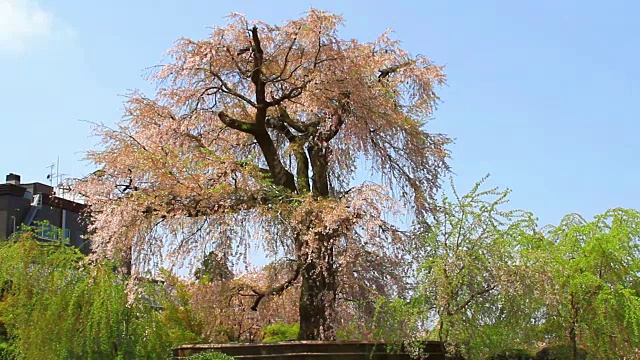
[276,28,300,81]
[208,71,257,107]
[267,80,311,107]
[266,116,297,142]
[224,46,252,76]
[250,26,266,105]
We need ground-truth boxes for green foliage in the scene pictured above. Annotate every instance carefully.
[27,220,71,245]
[0,341,15,360]
[0,232,186,360]
[534,345,590,360]
[378,176,640,359]
[194,251,234,284]
[187,351,235,359]
[262,322,299,342]
[400,177,540,357]
[153,269,207,345]
[371,297,422,344]
[486,348,533,360]
[539,208,640,359]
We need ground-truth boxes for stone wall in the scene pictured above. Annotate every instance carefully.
[173,341,445,360]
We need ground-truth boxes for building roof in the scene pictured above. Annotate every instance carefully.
[0,183,28,197]
[43,193,86,213]
[0,182,86,213]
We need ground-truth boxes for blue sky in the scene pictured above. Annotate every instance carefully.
[0,0,638,227]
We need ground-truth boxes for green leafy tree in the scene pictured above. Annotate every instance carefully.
[154,269,208,344]
[379,178,542,358]
[0,231,185,360]
[194,251,234,283]
[540,208,640,359]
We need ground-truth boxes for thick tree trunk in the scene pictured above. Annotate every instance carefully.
[297,238,337,340]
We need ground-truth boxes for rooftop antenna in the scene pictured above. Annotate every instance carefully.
[46,156,62,188]
[46,163,55,186]
[56,155,60,187]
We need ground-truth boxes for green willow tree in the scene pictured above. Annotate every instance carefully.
[0,232,187,360]
[76,9,450,340]
[407,178,540,357]
[540,208,640,359]
[372,178,547,358]
[377,177,640,359]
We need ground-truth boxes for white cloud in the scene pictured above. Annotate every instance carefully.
[0,0,62,53]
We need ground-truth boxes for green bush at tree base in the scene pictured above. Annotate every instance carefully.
[534,345,590,360]
[187,351,236,360]
[262,322,300,343]
[487,348,533,360]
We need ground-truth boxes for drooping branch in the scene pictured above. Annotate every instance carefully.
[321,92,351,142]
[248,262,302,311]
[447,284,497,316]
[274,29,300,81]
[224,46,252,77]
[140,188,276,218]
[208,72,257,108]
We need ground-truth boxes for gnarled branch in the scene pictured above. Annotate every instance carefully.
[249,262,301,311]
[266,116,297,142]
[218,112,256,134]
[277,106,306,133]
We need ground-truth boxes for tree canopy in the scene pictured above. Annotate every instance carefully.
[76,9,450,340]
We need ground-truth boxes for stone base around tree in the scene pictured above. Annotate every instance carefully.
[173,341,446,360]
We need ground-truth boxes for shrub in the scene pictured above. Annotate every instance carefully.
[534,345,589,360]
[0,341,15,360]
[188,351,235,360]
[487,348,533,360]
[262,322,299,342]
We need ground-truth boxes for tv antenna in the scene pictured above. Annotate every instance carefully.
[45,156,62,187]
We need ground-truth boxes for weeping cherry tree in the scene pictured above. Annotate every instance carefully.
[77,10,450,340]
